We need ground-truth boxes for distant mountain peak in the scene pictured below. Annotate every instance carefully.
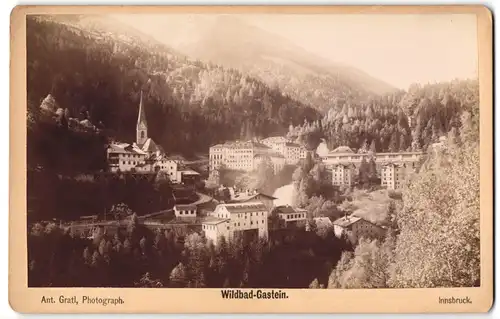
[169,15,395,112]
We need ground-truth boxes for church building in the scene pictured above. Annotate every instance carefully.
[106,91,180,182]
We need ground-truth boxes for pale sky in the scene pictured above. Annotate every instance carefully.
[111,13,478,90]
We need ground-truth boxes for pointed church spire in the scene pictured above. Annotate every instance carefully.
[137,90,147,129]
[136,90,148,146]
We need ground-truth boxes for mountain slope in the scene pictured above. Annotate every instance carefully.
[175,15,396,112]
[27,15,320,160]
[287,78,478,153]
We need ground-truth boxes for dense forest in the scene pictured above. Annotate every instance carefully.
[27,16,320,158]
[27,170,179,222]
[288,79,479,152]
[28,216,353,288]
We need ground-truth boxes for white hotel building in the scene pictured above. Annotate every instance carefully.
[209,136,307,175]
[261,136,307,165]
[321,146,423,190]
[331,163,355,187]
[321,146,423,167]
[209,140,285,173]
[201,202,269,245]
[380,163,417,190]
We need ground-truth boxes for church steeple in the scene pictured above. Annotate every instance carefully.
[136,90,148,146]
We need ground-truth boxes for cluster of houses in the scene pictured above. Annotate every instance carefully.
[209,138,423,191]
[105,91,200,185]
[101,92,392,245]
[148,187,386,246]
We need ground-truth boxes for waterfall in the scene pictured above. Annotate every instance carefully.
[272,183,295,206]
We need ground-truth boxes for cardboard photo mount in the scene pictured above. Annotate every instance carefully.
[9,5,493,314]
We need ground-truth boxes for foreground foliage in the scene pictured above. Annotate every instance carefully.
[28,218,352,288]
[327,104,480,288]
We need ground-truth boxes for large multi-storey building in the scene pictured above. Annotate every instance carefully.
[254,152,285,173]
[321,146,423,168]
[261,136,287,156]
[229,190,277,211]
[321,145,423,190]
[106,91,180,182]
[380,163,417,190]
[202,202,269,245]
[331,163,354,187]
[209,140,286,173]
[261,136,307,165]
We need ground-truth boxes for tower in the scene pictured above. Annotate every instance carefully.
[136,90,148,146]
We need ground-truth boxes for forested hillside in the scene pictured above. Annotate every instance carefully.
[288,79,479,152]
[28,218,352,288]
[27,16,320,158]
[327,100,480,288]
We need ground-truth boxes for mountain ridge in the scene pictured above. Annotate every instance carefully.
[27,15,321,158]
[172,15,396,111]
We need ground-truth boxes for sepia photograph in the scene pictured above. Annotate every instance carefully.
[10,5,493,314]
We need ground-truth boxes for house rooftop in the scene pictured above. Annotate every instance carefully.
[209,140,273,150]
[148,153,173,161]
[261,136,288,143]
[254,150,285,158]
[201,216,228,225]
[220,202,268,214]
[163,217,201,225]
[141,138,163,154]
[179,169,200,176]
[325,150,424,158]
[230,192,277,203]
[108,143,147,155]
[174,204,197,210]
[333,215,361,227]
[285,142,301,147]
[330,146,355,154]
[275,205,302,215]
